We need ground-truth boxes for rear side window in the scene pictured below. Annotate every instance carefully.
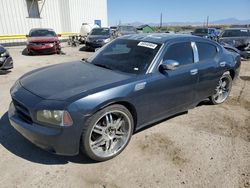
[196,42,217,61]
[163,42,194,66]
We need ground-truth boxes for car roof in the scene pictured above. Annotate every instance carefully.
[120,33,205,44]
[92,27,109,30]
[29,28,55,32]
[224,28,250,31]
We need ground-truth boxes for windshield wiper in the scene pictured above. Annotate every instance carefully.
[93,63,113,70]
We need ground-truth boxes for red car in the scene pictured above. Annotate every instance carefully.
[26,28,61,55]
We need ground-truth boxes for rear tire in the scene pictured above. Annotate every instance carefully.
[210,73,232,105]
[80,104,134,161]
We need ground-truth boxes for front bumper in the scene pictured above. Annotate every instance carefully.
[8,86,83,156]
[85,41,104,49]
[0,56,13,70]
[27,44,59,55]
[240,50,250,59]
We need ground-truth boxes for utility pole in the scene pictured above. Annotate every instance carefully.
[206,16,209,28]
[160,13,162,29]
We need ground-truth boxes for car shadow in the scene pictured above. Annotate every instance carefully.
[240,76,250,81]
[0,112,96,165]
[0,70,12,75]
[21,48,30,56]
[79,45,94,52]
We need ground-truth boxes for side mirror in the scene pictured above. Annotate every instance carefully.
[160,60,179,71]
[57,34,61,37]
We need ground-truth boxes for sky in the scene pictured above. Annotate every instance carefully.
[107,0,250,26]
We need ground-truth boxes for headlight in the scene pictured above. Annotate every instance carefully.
[103,38,111,43]
[37,110,73,126]
[86,38,90,42]
[0,50,9,57]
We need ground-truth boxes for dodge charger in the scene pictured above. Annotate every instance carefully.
[9,34,241,161]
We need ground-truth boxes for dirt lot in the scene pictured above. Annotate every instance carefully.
[0,44,249,188]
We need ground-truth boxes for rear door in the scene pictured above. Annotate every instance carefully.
[194,41,222,101]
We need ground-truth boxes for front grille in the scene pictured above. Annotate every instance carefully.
[12,98,33,124]
[32,41,55,45]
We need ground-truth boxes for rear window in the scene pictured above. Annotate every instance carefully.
[196,42,217,61]
[221,29,250,37]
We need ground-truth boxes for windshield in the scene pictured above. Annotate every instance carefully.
[90,28,110,36]
[120,26,136,32]
[194,28,208,34]
[88,39,161,74]
[29,29,56,37]
[221,29,250,37]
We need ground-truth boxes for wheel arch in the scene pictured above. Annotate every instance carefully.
[93,100,138,132]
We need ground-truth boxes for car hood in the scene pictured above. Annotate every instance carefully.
[28,37,59,43]
[88,35,110,39]
[219,37,250,48]
[19,61,131,100]
[120,31,137,35]
[192,33,207,37]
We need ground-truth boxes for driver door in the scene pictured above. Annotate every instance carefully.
[135,41,199,126]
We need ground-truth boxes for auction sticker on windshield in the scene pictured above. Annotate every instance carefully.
[138,42,158,49]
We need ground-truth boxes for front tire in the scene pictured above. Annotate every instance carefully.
[210,73,232,105]
[80,104,134,161]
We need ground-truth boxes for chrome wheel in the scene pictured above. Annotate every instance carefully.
[89,110,132,158]
[212,75,232,104]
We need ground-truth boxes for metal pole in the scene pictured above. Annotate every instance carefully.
[160,13,162,29]
[206,16,209,28]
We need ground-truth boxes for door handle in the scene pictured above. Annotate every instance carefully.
[219,61,226,67]
[190,69,198,75]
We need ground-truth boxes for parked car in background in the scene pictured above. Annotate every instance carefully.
[9,34,240,161]
[219,28,250,59]
[26,28,61,55]
[115,25,137,37]
[110,26,117,32]
[85,27,113,50]
[0,45,13,71]
[191,28,219,40]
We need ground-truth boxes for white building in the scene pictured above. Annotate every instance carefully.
[0,0,108,44]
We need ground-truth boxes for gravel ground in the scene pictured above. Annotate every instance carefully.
[0,44,249,188]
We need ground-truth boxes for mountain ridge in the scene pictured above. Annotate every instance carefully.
[123,18,250,27]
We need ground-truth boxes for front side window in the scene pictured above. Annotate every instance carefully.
[163,42,194,66]
[88,39,161,74]
[196,42,217,61]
